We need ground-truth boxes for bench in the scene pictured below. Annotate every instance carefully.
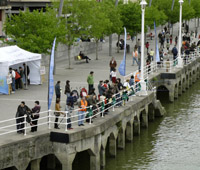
[74,55,87,63]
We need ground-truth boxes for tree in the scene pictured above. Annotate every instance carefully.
[182,1,195,21]
[101,0,123,55]
[145,6,167,29]
[4,8,66,54]
[119,2,141,36]
[86,0,112,60]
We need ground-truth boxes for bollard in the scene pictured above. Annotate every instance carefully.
[112,96,116,112]
[24,114,27,136]
[89,105,93,124]
[101,101,105,117]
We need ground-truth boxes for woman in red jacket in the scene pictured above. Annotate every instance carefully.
[15,69,21,90]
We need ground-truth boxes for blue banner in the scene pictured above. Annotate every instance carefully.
[48,37,56,110]
[0,76,8,95]
[118,27,127,76]
[154,22,160,63]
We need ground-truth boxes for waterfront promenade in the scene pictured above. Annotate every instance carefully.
[0,19,200,170]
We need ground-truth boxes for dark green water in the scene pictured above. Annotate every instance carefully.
[105,80,200,170]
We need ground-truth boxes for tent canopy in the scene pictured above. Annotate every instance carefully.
[0,45,41,65]
[0,45,42,94]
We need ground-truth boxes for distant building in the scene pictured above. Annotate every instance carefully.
[0,0,11,36]
[0,0,51,36]
[6,0,51,14]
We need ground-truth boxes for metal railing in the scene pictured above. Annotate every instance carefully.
[0,51,199,138]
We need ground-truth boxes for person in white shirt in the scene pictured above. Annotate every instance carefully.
[9,68,16,93]
[110,68,117,83]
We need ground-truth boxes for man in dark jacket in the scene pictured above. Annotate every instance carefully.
[16,101,31,134]
[31,101,41,132]
[172,45,178,60]
[98,81,106,96]
[64,80,71,98]
[55,81,61,99]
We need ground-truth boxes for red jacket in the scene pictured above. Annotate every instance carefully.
[15,71,21,80]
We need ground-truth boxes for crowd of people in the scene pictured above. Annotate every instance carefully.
[8,63,30,94]
[14,23,200,134]
[52,60,142,130]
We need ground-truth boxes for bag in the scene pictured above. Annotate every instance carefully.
[54,112,60,116]
[77,55,81,60]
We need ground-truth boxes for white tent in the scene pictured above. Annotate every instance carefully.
[0,45,42,94]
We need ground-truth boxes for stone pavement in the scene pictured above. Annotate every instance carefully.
[0,19,198,130]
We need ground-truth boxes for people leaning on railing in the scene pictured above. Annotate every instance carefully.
[54,98,66,129]
[15,101,31,134]
[30,101,41,132]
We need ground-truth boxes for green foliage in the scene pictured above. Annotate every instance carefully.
[182,1,195,21]
[145,6,167,29]
[86,0,112,41]
[102,0,123,35]
[4,8,66,54]
[118,2,141,35]
[191,0,200,18]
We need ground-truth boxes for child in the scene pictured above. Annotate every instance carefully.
[110,69,117,83]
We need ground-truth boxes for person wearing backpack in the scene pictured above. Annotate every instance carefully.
[172,45,178,60]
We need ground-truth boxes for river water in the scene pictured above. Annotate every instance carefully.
[105,80,200,170]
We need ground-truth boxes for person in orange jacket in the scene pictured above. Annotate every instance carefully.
[78,94,88,126]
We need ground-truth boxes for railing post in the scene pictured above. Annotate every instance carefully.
[48,110,51,129]
[112,96,116,112]
[89,105,92,124]
[101,101,104,118]
[65,112,68,131]
[24,114,27,136]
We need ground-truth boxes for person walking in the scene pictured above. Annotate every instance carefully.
[30,101,41,132]
[64,80,71,99]
[145,42,149,54]
[78,95,88,126]
[170,35,173,45]
[137,39,141,54]
[54,98,65,129]
[149,49,155,61]
[175,36,178,45]
[132,48,139,66]
[55,81,61,100]
[87,71,94,95]
[15,101,31,134]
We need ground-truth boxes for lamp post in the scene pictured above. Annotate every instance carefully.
[177,0,184,68]
[140,0,147,95]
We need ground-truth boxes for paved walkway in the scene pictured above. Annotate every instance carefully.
[0,19,198,133]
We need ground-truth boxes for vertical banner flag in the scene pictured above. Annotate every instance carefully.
[118,27,127,76]
[48,37,56,110]
[149,0,152,7]
[154,22,160,62]
[171,0,175,11]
